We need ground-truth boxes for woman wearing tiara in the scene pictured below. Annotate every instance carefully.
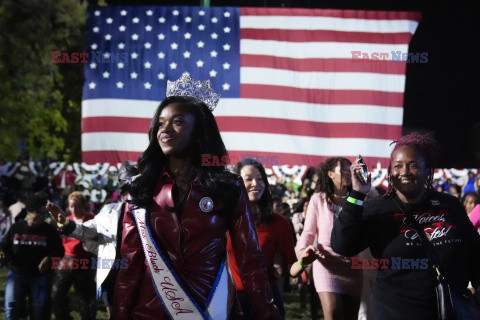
[113,73,281,320]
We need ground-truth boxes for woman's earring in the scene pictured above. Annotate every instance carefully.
[387,173,392,184]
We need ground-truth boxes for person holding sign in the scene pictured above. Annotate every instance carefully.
[112,73,280,320]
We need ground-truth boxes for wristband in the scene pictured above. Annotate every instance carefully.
[57,219,69,228]
[346,196,364,206]
[297,261,304,269]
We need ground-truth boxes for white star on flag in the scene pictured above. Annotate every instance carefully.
[146,10,153,16]
[211,17,218,23]
[196,60,204,67]
[198,24,205,31]
[94,10,100,16]
[144,42,152,49]
[145,25,152,31]
[223,44,231,51]
[173,10,179,16]
[105,34,111,40]
[117,62,124,69]
[131,52,138,59]
[224,27,231,33]
[224,11,230,17]
[132,17,139,23]
[90,63,97,69]
[130,72,138,79]
[211,33,218,39]
[89,82,96,89]
[158,33,165,40]
[158,17,165,23]
[103,52,110,58]
[120,10,127,16]
[102,72,109,78]
[144,62,152,69]
[183,51,191,58]
[184,33,192,39]
[185,17,192,23]
[171,43,178,50]
[118,43,125,49]
[158,52,165,59]
[158,73,165,80]
[222,83,230,90]
[144,82,152,89]
[93,27,99,33]
[119,25,126,32]
[170,62,177,69]
[116,82,124,88]
[199,10,205,16]
[132,34,139,40]
[106,18,113,24]
[91,43,97,50]
[210,50,218,57]
[171,25,179,32]
[223,62,230,69]
[209,69,217,77]
[197,41,205,48]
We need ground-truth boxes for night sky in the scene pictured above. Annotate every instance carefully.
[105,0,480,167]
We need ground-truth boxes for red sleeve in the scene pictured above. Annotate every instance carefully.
[228,177,281,320]
[276,215,297,266]
[112,203,146,320]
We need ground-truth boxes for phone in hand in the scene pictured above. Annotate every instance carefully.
[356,155,368,185]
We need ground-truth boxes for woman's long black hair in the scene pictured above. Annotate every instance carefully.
[234,158,277,225]
[315,157,352,212]
[129,96,239,212]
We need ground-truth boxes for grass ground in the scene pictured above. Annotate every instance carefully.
[0,268,323,319]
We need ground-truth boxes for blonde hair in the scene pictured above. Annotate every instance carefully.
[68,191,88,209]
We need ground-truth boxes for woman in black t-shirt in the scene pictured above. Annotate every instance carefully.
[331,133,480,320]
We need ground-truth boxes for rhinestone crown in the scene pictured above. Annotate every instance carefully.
[166,72,220,111]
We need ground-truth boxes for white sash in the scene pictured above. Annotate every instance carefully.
[133,208,233,320]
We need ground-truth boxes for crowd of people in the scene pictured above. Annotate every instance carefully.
[1,74,480,320]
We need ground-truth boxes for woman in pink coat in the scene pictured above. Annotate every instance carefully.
[295,157,363,320]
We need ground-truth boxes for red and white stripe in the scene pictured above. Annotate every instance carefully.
[82,8,421,167]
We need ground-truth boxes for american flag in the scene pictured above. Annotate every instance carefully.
[82,6,421,167]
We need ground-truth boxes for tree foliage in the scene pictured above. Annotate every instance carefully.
[0,0,87,162]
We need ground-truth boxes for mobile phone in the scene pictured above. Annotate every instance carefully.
[356,155,368,185]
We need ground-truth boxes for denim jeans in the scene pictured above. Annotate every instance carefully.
[4,271,52,320]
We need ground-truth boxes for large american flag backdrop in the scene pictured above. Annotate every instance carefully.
[82,6,421,167]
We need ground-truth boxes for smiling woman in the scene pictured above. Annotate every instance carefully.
[113,74,281,320]
[331,133,480,320]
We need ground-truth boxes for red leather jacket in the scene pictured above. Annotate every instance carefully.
[113,171,280,320]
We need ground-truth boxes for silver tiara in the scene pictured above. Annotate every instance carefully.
[166,72,220,111]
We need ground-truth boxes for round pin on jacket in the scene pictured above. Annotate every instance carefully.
[199,197,214,213]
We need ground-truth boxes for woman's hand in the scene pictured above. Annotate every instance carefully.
[290,245,325,278]
[350,158,371,194]
[299,245,325,265]
[38,256,51,273]
[46,201,67,224]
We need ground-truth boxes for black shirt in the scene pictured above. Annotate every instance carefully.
[331,190,480,318]
[0,220,64,276]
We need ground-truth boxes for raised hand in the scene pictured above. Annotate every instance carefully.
[350,158,371,194]
[46,201,67,224]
